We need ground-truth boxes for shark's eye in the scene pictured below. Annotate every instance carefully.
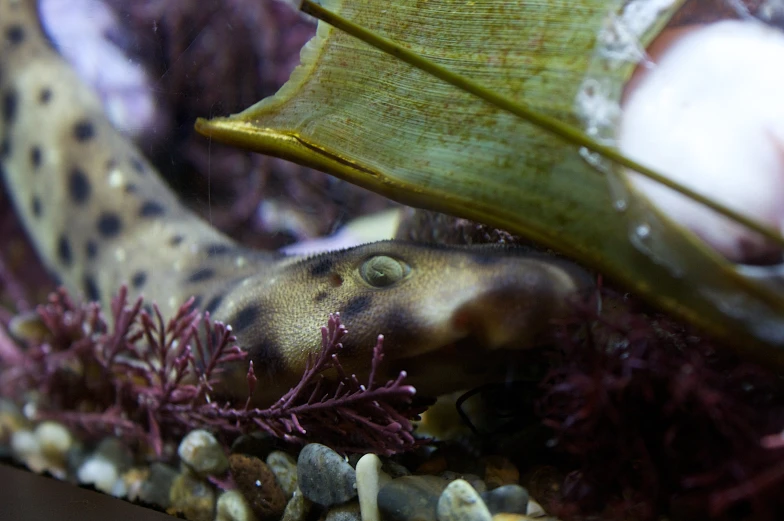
[360,255,411,287]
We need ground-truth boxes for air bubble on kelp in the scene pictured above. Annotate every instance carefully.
[576,0,687,277]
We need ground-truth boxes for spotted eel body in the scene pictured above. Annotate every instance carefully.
[0,0,590,405]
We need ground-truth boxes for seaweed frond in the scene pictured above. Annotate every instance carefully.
[540,287,784,520]
[0,287,422,456]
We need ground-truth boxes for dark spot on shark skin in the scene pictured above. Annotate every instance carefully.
[309,257,334,277]
[68,168,91,204]
[1,137,10,159]
[83,274,100,302]
[85,240,97,260]
[30,146,41,169]
[31,195,41,217]
[73,119,95,142]
[187,268,216,283]
[38,88,51,104]
[139,200,165,218]
[248,338,285,375]
[130,156,146,175]
[204,294,225,315]
[169,234,184,247]
[6,25,25,46]
[205,243,232,257]
[2,88,17,124]
[97,212,122,238]
[379,308,419,347]
[341,295,373,320]
[57,234,72,266]
[231,304,260,333]
[124,183,137,194]
[131,271,147,289]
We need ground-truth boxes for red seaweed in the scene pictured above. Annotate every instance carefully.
[0,286,423,456]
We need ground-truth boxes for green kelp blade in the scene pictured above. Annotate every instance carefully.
[196,0,784,366]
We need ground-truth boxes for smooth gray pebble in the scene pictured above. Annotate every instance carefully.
[481,484,529,515]
[377,475,449,521]
[297,443,356,506]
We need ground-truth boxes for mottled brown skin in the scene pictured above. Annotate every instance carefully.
[0,0,591,405]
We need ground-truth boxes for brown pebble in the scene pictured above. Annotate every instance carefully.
[492,515,536,521]
[230,454,287,520]
[482,456,519,489]
[415,454,447,475]
[169,472,216,521]
[519,466,561,508]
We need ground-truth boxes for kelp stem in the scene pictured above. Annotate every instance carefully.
[300,0,784,250]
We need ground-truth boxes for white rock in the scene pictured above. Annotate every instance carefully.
[355,454,392,521]
[526,500,546,518]
[34,421,73,463]
[10,429,47,473]
[437,479,492,521]
[78,456,120,494]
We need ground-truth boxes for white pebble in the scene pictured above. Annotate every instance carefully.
[437,479,492,521]
[35,421,73,462]
[526,500,546,518]
[355,454,391,521]
[10,429,48,473]
[78,456,120,494]
[178,429,229,476]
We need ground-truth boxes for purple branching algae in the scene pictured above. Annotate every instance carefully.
[0,286,423,456]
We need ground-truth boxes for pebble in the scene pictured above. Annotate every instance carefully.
[216,489,259,521]
[377,475,449,521]
[34,421,73,469]
[10,429,47,474]
[231,432,276,460]
[381,459,411,479]
[77,454,121,495]
[491,515,537,521]
[0,399,27,442]
[139,462,179,508]
[229,453,287,520]
[482,457,520,489]
[74,437,134,495]
[281,488,312,521]
[266,450,298,498]
[415,454,448,475]
[122,467,149,503]
[169,471,216,521]
[326,501,362,521]
[525,500,546,518]
[437,479,492,521]
[356,454,391,521]
[297,443,357,506]
[481,485,529,516]
[440,471,486,494]
[94,437,133,472]
[178,429,229,476]
[521,466,561,510]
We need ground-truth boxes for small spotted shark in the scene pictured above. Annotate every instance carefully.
[0,0,590,405]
